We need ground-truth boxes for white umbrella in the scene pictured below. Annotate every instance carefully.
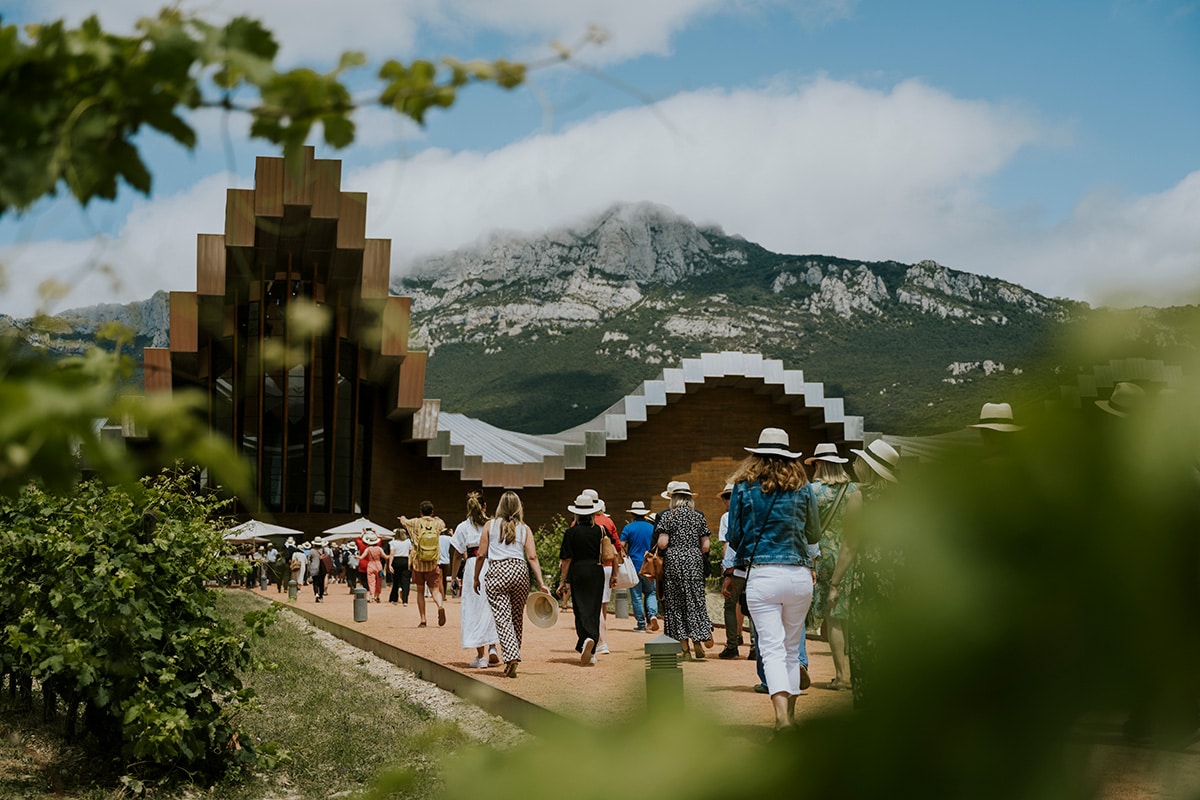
[224,519,304,542]
[322,517,394,542]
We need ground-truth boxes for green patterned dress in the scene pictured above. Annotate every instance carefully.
[846,483,899,709]
[812,480,859,622]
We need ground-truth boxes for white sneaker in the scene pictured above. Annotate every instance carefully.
[580,638,595,665]
[597,644,610,655]
[588,656,597,665]
[468,656,488,668]
[488,647,501,665]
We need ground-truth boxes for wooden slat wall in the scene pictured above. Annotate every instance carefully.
[254,156,285,218]
[142,348,173,393]
[168,292,199,353]
[225,189,256,247]
[395,352,426,413]
[196,234,226,295]
[380,295,409,357]
[362,239,390,299]
[336,192,367,250]
[283,146,314,206]
[311,159,342,219]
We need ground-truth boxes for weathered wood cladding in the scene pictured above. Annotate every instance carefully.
[394,351,426,414]
[168,292,198,353]
[254,156,285,218]
[361,239,390,299]
[380,296,410,358]
[224,189,256,247]
[196,234,226,295]
[336,192,367,251]
[142,348,172,393]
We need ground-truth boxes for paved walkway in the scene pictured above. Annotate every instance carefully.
[254,581,851,737]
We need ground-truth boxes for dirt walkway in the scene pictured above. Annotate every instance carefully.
[255,582,850,736]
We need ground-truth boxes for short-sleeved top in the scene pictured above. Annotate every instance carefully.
[485,519,529,560]
[450,520,485,558]
[391,538,412,559]
[438,533,453,565]
[560,522,604,564]
[620,518,655,570]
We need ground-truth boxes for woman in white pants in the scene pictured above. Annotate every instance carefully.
[451,492,500,668]
[726,427,822,731]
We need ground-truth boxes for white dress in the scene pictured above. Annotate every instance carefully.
[451,519,498,649]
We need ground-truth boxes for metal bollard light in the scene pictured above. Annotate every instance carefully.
[288,579,297,602]
[259,573,268,590]
[644,634,684,714]
[614,588,631,619]
[353,587,368,622]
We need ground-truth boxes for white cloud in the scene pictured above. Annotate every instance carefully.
[30,0,847,65]
[0,174,235,316]
[3,75,1196,316]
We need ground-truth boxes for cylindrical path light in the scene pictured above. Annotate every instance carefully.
[353,587,368,622]
[644,634,683,714]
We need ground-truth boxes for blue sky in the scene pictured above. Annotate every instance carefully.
[1,0,1197,315]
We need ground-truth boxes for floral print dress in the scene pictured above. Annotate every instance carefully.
[812,480,859,621]
[657,507,714,644]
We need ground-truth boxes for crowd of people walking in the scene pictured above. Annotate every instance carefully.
[229,412,1015,730]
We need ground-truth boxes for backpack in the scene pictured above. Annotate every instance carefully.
[415,517,442,563]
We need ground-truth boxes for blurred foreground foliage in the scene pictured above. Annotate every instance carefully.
[0,468,280,785]
[427,314,1200,800]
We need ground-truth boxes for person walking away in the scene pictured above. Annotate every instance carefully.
[312,537,335,603]
[656,482,714,659]
[306,542,321,592]
[474,491,549,677]
[727,427,821,731]
[344,543,361,593]
[360,530,387,603]
[399,501,450,627]
[619,500,659,632]
[581,489,620,654]
[388,528,412,605]
[716,483,746,658]
[558,494,608,665]
[806,443,859,690]
[439,527,455,597]
[453,492,501,667]
[827,437,900,711]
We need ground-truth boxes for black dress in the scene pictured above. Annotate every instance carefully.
[561,522,605,652]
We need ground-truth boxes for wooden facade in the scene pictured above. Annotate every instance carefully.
[145,151,869,533]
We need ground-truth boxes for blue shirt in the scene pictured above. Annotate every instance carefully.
[619,518,656,571]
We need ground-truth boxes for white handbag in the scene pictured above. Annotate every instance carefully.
[614,554,639,589]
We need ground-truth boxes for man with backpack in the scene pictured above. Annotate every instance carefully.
[398,501,449,627]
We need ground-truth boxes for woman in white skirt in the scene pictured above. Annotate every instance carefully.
[451,492,500,668]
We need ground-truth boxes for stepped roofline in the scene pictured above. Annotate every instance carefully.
[412,350,865,488]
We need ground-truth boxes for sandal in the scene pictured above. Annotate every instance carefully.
[505,660,518,678]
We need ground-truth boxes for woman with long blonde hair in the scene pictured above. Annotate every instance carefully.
[452,492,500,668]
[473,491,550,678]
[727,427,821,731]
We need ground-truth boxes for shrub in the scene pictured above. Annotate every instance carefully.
[0,468,276,783]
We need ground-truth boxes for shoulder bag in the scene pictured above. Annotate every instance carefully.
[614,553,639,589]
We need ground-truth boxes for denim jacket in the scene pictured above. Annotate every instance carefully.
[726,480,821,569]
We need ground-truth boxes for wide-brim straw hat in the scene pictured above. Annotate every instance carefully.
[850,439,901,483]
[659,480,693,499]
[968,402,1024,432]
[1095,382,1145,418]
[362,533,381,546]
[719,482,734,498]
[581,489,606,513]
[312,537,327,547]
[627,500,650,515]
[744,427,803,459]
[525,591,559,628]
[285,537,296,546]
[804,442,848,464]
[568,493,602,516]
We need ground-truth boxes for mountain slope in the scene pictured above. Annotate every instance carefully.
[396,203,1084,434]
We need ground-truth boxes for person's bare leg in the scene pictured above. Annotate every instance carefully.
[599,607,608,647]
[786,693,798,724]
[771,692,792,730]
[416,582,427,624]
[829,617,851,685]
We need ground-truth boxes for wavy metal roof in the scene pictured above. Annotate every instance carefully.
[414,351,866,488]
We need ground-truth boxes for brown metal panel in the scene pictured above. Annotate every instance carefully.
[283,146,315,207]
[196,234,226,295]
[336,192,367,251]
[380,295,409,357]
[311,159,342,219]
[254,156,285,218]
[142,348,173,393]
[361,238,390,300]
[169,292,199,353]
[225,189,256,247]
[395,352,426,413]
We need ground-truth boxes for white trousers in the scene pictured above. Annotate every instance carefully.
[745,564,813,696]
